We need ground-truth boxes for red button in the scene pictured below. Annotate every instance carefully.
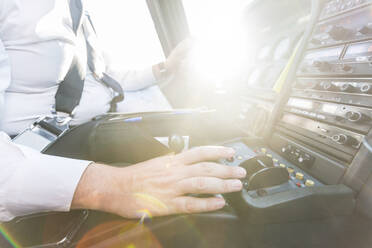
[296,183,302,188]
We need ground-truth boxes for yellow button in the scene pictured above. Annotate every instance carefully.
[296,172,304,180]
[266,154,273,158]
[273,158,279,163]
[261,148,267,154]
[287,167,295,173]
[237,155,243,160]
[279,163,286,168]
[305,180,315,187]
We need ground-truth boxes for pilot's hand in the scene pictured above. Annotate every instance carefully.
[153,38,193,81]
[165,37,193,73]
[72,146,246,218]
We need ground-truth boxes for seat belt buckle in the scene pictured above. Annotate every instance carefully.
[12,113,73,152]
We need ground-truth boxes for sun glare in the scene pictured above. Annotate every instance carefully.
[184,0,255,82]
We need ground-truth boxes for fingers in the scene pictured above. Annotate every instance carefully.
[176,146,235,165]
[185,162,246,179]
[177,177,243,195]
[171,196,226,214]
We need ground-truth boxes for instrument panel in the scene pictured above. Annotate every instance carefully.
[272,0,372,190]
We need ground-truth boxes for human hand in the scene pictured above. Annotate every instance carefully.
[165,37,193,73]
[72,146,246,218]
[153,38,193,80]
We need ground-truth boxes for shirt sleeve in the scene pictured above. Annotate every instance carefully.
[0,133,91,222]
[106,64,157,92]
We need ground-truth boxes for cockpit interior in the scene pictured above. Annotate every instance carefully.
[2,0,372,247]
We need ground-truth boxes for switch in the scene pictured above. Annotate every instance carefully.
[273,158,279,163]
[305,180,315,187]
[266,154,273,158]
[279,163,286,168]
[296,172,304,180]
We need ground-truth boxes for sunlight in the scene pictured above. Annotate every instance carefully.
[184,0,255,82]
[86,0,164,69]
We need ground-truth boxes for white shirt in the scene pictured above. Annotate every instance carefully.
[0,0,157,222]
[0,0,157,135]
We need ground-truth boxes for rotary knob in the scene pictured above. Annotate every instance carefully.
[341,64,353,72]
[340,83,356,93]
[332,134,358,147]
[345,111,369,123]
[321,81,337,91]
[360,84,372,94]
[332,134,348,145]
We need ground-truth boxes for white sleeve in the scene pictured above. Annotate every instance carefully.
[0,37,10,120]
[106,64,157,92]
[0,133,91,222]
[0,38,91,222]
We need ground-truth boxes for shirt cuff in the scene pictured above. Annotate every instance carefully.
[2,144,91,220]
[141,65,157,88]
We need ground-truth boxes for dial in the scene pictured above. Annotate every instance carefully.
[274,37,291,60]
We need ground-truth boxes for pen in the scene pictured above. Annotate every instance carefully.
[123,109,215,123]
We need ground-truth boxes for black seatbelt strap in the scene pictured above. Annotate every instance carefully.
[84,12,124,112]
[54,0,86,116]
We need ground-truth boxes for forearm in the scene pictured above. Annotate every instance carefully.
[71,162,118,212]
[105,65,158,92]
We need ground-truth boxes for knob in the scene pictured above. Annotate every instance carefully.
[360,83,372,94]
[359,24,372,35]
[332,134,358,146]
[328,25,355,41]
[341,64,353,72]
[256,156,274,168]
[340,83,356,93]
[313,60,331,72]
[345,111,369,123]
[168,135,185,154]
[281,145,290,153]
[332,134,348,145]
[321,81,337,91]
